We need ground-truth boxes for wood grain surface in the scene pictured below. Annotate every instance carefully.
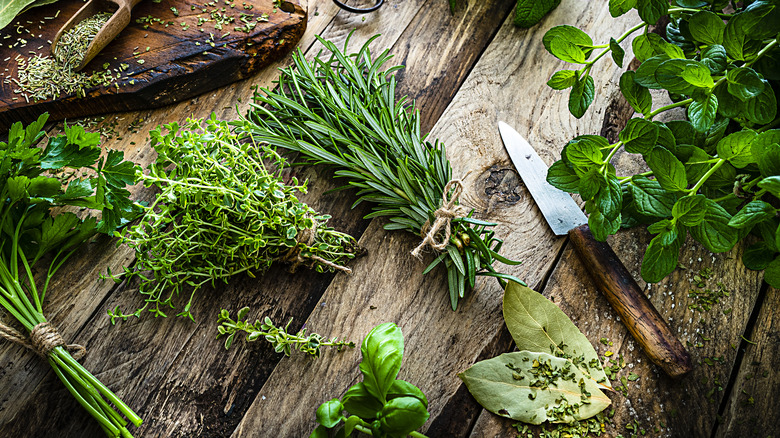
[0,0,776,437]
[0,0,306,129]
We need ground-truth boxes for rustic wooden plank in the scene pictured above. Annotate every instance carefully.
[0,0,306,129]
[229,2,642,436]
[0,0,518,436]
[715,286,779,438]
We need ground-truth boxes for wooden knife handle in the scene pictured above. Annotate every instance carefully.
[568,224,693,378]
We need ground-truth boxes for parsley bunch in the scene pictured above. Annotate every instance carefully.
[543,1,780,284]
[110,116,362,321]
[240,35,522,310]
[0,114,142,436]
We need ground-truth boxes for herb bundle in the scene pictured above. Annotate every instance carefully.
[311,323,430,438]
[240,35,522,310]
[109,116,362,321]
[543,1,780,284]
[0,114,142,436]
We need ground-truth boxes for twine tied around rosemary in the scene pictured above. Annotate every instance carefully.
[411,177,470,259]
[282,213,352,274]
[0,320,86,360]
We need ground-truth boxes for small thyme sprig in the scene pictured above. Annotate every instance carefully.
[217,307,355,356]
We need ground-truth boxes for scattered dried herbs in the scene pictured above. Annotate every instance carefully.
[109,116,362,321]
[0,114,142,437]
[241,34,523,310]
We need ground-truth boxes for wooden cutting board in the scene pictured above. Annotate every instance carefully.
[0,0,305,129]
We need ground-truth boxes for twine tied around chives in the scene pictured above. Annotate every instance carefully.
[411,176,470,259]
[0,320,86,360]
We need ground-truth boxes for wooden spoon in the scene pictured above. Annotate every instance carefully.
[51,0,143,71]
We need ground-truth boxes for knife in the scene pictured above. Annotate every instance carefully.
[498,121,693,378]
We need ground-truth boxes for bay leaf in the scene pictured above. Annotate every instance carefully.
[0,0,51,31]
[458,351,611,424]
[503,281,612,390]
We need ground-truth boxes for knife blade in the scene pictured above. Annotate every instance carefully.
[498,121,693,378]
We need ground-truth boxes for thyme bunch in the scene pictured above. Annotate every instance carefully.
[240,34,523,310]
[110,116,362,321]
[217,307,354,355]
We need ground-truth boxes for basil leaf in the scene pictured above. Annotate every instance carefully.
[629,176,676,217]
[689,199,738,253]
[309,425,329,438]
[569,74,595,118]
[342,383,383,419]
[727,67,765,101]
[458,352,611,424]
[547,70,577,90]
[744,81,777,125]
[619,71,653,116]
[637,0,668,25]
[728,200,776,230]
[359,323,404,403]
[688,93,718,133]
[647,146,688,192]
[546,160,581,193]
[687,11,725,45]
[620,118,659,155]
[316,399,344,428]
[716,130,758,168]
[387,380,428,408]
[378,397,429,435]
[609,0,636,17]
[610,38,625,67]
[514,0,561,28]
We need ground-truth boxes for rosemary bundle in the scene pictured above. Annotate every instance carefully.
[110,116,362,321]
[240,35,522,310]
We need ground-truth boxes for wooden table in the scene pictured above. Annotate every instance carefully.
[0,1,776,437]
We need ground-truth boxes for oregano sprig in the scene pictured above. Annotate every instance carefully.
[543,1,780,284]
[240,34,523,310]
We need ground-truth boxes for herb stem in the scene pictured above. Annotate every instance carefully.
[668,7,731,17]
[646,98,693,119]
[352,423,429,437]
[603,141,623,167]
[585,22,645,68]
[688,158,726,194]
[745,39,778,68]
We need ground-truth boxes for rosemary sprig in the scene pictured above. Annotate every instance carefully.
[109,116,362,322]
[217,307,355,356]
[240,34,523,310]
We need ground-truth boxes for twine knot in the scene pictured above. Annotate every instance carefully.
[282,213,352,274]
[0,321,86,360]
[411,177,469,258]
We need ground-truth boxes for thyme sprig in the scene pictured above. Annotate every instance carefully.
[217,307,355,356]
[109,116,362,321]
[240,34,523,310]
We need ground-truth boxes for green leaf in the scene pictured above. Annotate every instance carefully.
[750,130,780,167]
[637,0,668,25]
[344,416,361,437]
[672,195,707,226]
[641,231,684,283]
[387,380,428,408]
[629,176,676,217]
[680,64,714,89]
[726,67,765,101]
[742,242,775,270]
[569,75,595,119]
[546,160,581,193]
[729,200,776,230]
[655,122,676,151]
[543,26,593,54]
[502,281,611,389]
[588,209,621,241]
[758,175,780,197]
[316,399,344,428]
[701,45,728,75]
[689,200,738,253]
[647,147,688,192]
[763,256,780,288]
[378,396,429,435]
[635,54,671,89]
[27,176,62,198]
[687,11,725,45]
[688,93,718,133]
[102,150,138,187]
[655,59,701,94]
[514,0,561,28]
[620,118,659,155]
[561,135,606,177]
[713,83,746,119]
[744,82,777,125]
[579,169,606,200]
[359,323,404,403]
[619,71,653,116]
[758,143,780,178]
[309,425,329,438]
[632,34,684,63]
[609,0,636,17]
[0,0,52,31]
[40,137,101,170]
[723,13,753,61]
[609,38,625,67]
[547,70,577,90]
[596,176,623,221]
[549,37,588,64]
[716,130,758,169]
[342,383,383,419]
[458,351,611,424]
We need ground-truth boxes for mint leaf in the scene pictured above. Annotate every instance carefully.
[610,38,625,67]
[549,37,588,64]
[689,200,737,253]
[729,200,776,230]
[629,176,676,217]
[716,130,757,168]
[727,67,765,101]
[562,135,606,176]
[688,11,725,45]
[647,146,688,192]
[637,0,668,25]
[688,93,718,133]
[763,256,780,288]
[620,118,659,155]
[642,231,683,283]
[514,0,561,28]
[546,160,581,193]
[547,70,577,90]
[672,195,707,226]
[609,0,636,17]
[569,74,595,118]
[681,63,714,89]
[744,82,777,125]
[634,54,670,89]
[619,71,652,116]
[701,45,727,75]
[742,242,776,270]
[543,25,593,54]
